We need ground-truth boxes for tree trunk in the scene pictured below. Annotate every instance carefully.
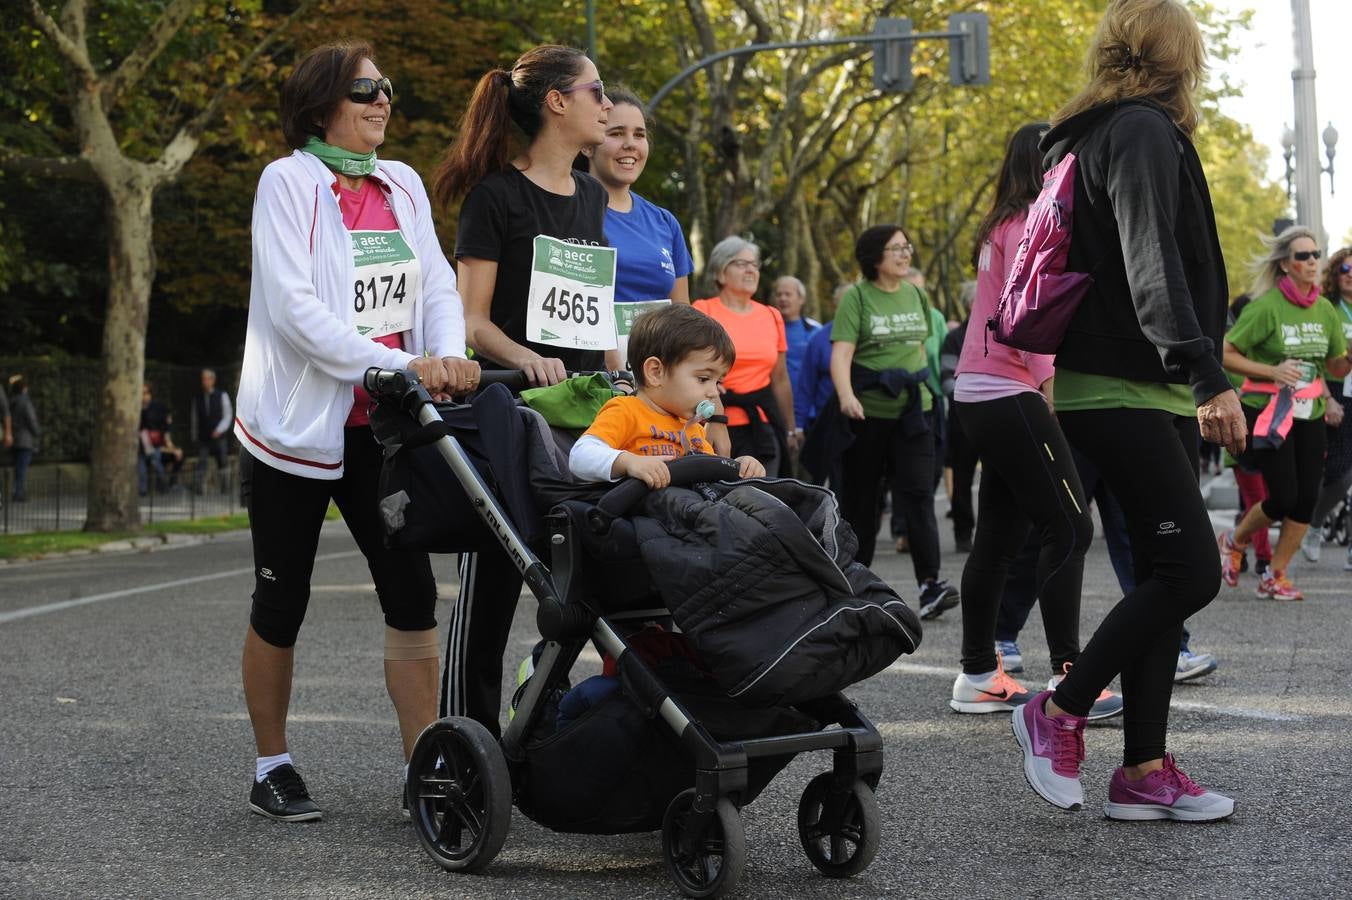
[85,173,157,532]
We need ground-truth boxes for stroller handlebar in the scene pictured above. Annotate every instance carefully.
[363,367,633,404]
[591,455,743,527]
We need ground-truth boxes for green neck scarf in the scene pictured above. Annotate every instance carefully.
[304,136,377,177]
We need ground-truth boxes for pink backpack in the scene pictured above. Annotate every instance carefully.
[989,153,1093,353]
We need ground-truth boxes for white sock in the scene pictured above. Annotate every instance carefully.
[256,752,293,782]
[966,669,998,686]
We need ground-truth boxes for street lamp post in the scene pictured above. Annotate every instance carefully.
[1291,0,1323,240]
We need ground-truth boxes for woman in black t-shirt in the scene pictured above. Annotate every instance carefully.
[434,44,613,384]
[430,45,613,737]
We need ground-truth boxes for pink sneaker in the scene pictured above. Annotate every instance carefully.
[1217,530,1246,588]
[1011,690,1086,810]
[1256,570,1304,601]
[1103,754,1236,822]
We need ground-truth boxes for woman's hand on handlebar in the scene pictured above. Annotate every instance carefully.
[408,355,451,393]
[443,357,481,398]
[735,455,765,478]
[515,350,568,386]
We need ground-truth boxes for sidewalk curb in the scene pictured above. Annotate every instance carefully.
[1,529,248,566]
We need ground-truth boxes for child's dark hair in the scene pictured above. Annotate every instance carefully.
[627,304,735,387]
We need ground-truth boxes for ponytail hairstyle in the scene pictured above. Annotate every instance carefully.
[972,123,1047,269]
[433,45,588,207]
[1051,0,1206,136]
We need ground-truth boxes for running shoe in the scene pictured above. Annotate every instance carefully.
[1300,528,1323,563]
[1217,530,1246,588]
[249,764,323,822]
[1047,663,1124,721]
[1103,754,1235,822]
[1256,571,1304,601]
[1011,690,1086,811]
[918,579,960,620]
[994,639,1024,674]
[950,657,1032,714]
[1175,648,1218,682]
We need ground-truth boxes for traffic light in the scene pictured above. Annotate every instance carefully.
[872,17,913,93]
[948,13,990,86]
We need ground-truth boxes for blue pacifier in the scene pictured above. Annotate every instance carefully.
[695,399,717,421]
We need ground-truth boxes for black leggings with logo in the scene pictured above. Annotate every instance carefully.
[955,392,1092,677]
[1053,408,1217,766]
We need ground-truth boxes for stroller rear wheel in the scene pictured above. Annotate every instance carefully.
[661,788,746,899]
[406,716,511,874]
[796,773,880,878]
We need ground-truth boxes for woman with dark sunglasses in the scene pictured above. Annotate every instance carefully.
[430,45,613,739]
[1301,247,1352,567]
[1220,226,1351,599]
[236,41,476,822]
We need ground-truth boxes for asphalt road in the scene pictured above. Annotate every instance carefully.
[1,507,1349,899]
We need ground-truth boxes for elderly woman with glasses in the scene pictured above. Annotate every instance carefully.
[236,40,476,822]
[828,224,960,619]
[693,236,798,473]
[1220,226,1351,600]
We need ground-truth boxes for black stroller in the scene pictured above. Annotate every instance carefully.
[364,368,921,898]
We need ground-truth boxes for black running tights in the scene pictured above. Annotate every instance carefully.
[1054,409,1218,767]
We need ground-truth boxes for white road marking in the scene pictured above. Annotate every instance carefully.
[886,661,1306,721]
[0,551,361,625]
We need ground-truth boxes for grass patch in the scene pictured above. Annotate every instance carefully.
[0,504,340,561]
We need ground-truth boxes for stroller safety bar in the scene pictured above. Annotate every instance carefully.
[590,455,743,529]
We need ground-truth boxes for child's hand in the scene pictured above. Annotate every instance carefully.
[735,455,765,478]
[617,453,671,489]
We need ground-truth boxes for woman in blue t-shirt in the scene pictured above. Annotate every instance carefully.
[584,87,693,308]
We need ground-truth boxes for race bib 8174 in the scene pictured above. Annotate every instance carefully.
[350,229,420,339]
[525,235,617,350]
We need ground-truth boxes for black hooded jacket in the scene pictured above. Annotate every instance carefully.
[1040,100,1232,406]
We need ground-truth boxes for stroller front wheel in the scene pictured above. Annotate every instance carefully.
[796,773,880,878]
[406,716,512,874]
[661,788,746,899]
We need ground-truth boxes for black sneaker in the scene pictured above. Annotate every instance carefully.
[249,764,323,822]
[918,579,960,620]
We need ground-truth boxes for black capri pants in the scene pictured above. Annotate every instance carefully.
[1242,406,1327,525]
[241,427,438,648]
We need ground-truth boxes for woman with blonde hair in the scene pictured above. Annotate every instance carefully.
[1219,227,1349,597]
[1009,0,1245,822]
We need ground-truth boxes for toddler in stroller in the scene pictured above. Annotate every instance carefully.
[365,357,922,897]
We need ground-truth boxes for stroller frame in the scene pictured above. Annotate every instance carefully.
[366,368,887,898]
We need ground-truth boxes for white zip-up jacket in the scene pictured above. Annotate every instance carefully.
[235,150,466,478]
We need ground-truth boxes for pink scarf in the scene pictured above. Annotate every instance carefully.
[1279,275,1319,308]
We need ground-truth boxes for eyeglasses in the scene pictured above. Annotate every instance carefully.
[726,259,760,270]
[559,79,606,104]
[1291,249,1322,262]
[1338,262,1352,275]
[349,77,393,104]
[883,243,915,256]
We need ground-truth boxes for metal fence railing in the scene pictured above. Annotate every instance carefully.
[1,457,242,535]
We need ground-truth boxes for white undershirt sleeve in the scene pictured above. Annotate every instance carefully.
[569,434,624,483]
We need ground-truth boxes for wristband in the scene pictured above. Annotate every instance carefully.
[707,414,728,425]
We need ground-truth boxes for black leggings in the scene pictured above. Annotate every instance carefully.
[1054,409,1217,766]
[1243,407,1326,525]
[838,415,939,579]
[441,544,523,738]
[955,393,1092,676]
[241,429,438,648]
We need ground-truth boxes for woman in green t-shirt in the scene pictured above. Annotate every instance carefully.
[830,224,959,620]
[1220,226,1351,600]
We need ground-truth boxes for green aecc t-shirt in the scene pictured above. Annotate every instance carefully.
[1225,287,1347,420]
[832,280,933,418]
